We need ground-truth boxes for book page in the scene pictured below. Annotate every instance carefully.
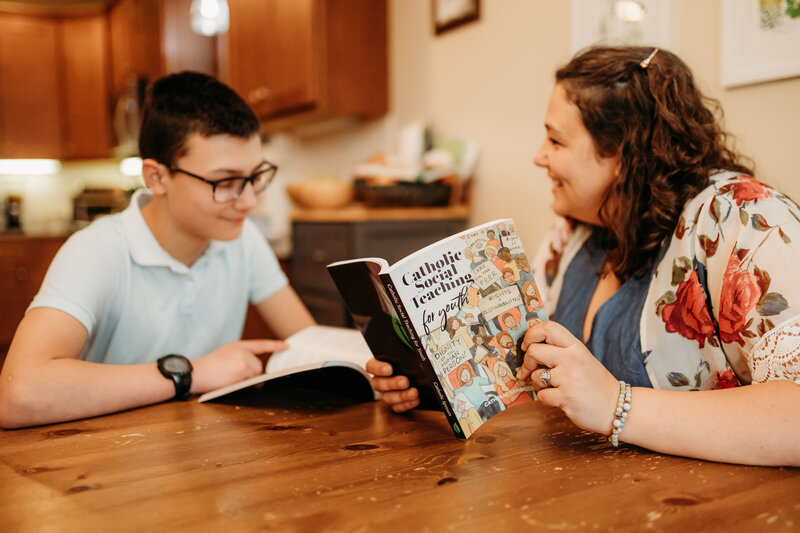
[197,325,374,403]
[266,325,373,373]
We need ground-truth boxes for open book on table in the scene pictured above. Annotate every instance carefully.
[327,218,548,439]
[197,325,376,403]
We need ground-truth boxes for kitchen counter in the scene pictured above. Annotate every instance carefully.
[291,202,471,223]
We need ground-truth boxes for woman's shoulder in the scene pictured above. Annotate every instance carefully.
[684,170,799,219]
[676,170,800,242]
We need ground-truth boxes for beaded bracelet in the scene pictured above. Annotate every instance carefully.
[609,380,631,447]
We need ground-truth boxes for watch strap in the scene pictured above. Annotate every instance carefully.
[157,354,193,401]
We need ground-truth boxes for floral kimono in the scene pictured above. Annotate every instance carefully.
[532,171,800,390]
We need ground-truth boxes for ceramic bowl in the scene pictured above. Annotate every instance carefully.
[286,180,354,209]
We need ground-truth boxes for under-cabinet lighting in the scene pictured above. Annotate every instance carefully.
[119,157,143,177]
[190,0,230,36]
[0,159,62,176]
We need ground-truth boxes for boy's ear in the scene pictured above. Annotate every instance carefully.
[141,158,168,194]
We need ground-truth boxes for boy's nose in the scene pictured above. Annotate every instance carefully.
[234,181,259,210]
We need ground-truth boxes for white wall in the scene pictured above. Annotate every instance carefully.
[391,0,800,249]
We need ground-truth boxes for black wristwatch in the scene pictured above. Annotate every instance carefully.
[157,354,193,400]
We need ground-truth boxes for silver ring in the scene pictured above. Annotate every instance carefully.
[540,368,553,388]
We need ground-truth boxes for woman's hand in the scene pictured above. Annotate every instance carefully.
[366,357,420,412]
[517,321,620,435]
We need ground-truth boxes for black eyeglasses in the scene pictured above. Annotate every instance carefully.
[169,162,278,203]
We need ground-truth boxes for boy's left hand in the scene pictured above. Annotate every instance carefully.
[366,357,420,412]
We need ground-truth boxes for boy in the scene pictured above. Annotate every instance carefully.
[0,72,315,428]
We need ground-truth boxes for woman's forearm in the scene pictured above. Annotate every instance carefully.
[621,380,800,466]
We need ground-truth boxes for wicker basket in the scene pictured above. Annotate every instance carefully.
[354,179,452,207]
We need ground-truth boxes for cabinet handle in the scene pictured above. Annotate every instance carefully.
[15,266,29,281]
[247,87,271,104]
[311,250,327,263]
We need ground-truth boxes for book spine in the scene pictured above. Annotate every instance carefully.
[382,273,465,439]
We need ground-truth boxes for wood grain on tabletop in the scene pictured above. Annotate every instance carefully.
[0,381,798,531]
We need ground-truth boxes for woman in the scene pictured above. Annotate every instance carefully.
[367,46,800,466]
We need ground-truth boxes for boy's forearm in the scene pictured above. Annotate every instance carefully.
[0,359,174,429]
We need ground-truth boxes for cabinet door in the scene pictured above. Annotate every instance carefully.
[59,15,112,159]
[108,0,165,95]
[0,14,63,158]
[0,237,66,354]
[161,0,218,76]
[223,0,316,117]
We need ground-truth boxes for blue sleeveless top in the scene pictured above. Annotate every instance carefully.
[550,233,654,387]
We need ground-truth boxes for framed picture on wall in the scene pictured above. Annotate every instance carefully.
[432,0,480,35]
[721,0,800,87]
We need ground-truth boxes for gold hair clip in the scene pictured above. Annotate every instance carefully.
[640,48,659,69]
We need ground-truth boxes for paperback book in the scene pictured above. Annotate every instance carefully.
[328,218,548,438]
[197,325,375,403]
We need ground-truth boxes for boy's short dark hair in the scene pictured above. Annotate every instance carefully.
[138,71,261,168]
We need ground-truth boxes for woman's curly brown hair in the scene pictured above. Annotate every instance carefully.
[555,46,754,281]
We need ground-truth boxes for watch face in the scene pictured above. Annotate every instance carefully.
[163,356,190,373]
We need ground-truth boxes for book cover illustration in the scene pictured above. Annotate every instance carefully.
[329,219,549,438]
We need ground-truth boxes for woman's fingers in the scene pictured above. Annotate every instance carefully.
[530,366,557,391]
[517,342,567,380]
[535,387,563,409]
[521,321,579,351]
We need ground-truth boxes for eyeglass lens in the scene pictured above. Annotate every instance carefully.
[213,168,275,203]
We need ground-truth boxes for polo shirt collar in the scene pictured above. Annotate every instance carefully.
[121,189,228,273]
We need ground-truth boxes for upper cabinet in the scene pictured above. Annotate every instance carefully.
[0,14,65,158]
[0,13,110,159]
[221,0,388,130]
[0,0,216,160]
[107,0,217,155]
[109,0,217,102]
[0,0,383,159]
[60,15,114,159]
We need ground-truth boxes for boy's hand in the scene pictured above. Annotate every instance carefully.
[190,339,289,393]
[366,357,420,412]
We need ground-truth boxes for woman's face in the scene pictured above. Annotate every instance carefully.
[533,83,619,226]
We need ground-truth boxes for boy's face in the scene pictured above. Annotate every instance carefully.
[163,133,265,242]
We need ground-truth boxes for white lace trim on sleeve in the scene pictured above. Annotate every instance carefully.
[749,314,800,385]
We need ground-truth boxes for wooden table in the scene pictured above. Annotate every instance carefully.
[1,381,798,532]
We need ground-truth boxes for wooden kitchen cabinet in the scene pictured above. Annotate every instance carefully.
[0,15,64,158]
[291,211,468,326]
[221,0,387,130]
[108,0,217,101]
[0,0,215,160]
[0,13,111,159]
[0,236,66,357]
[60,15,114,159]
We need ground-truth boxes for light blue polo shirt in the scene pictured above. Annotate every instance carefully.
[29,189,288,365]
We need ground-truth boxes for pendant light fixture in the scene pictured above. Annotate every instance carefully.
[190,0,230,36]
